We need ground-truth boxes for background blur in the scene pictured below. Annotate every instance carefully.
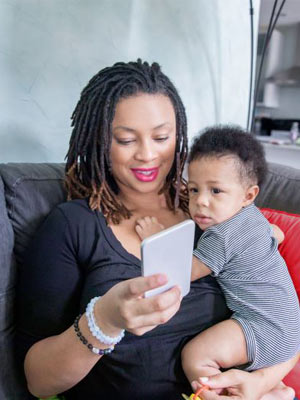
[0,0,260,162]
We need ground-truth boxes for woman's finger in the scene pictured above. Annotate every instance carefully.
[198,370,245,390]
[121,274,169,299]
[201,391,239,400]
[125,293,181,332]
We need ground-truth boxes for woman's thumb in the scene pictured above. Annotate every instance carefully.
[198,370,241,389]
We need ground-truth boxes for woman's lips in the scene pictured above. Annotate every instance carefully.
[131,168,159,182]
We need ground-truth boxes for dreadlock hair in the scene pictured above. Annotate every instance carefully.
[65,59,189,224]
[188,125,268,187]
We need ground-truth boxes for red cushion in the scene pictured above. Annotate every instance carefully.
[283,359,300,398]
[260,208,300,397]
[260,208,300,301]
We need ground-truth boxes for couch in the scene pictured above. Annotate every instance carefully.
[0,162,299,400]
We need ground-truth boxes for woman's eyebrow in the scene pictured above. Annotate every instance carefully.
[153,122,171,131]
[113,126,136,133]
[113,122,172,133]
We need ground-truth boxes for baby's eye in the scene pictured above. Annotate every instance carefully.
[188,187,198,194]
[212,188,221,194]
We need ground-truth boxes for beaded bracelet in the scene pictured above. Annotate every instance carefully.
[73,314,114,355]
[86,296,125,346]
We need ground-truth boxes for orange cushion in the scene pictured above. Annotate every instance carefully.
[261,208,300,301]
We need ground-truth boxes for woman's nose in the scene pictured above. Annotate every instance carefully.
[135,141,158,162]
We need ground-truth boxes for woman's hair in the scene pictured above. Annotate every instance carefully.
[188,125,268,186]
[65,59,188,224]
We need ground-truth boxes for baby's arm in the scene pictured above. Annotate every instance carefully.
[271,224,285,244]
[135,217,211,281]
[191,256,211,281]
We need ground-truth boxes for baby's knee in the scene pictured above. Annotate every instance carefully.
[181,340,218,373]
[181,340,196,368]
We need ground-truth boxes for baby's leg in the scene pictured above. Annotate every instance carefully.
[135,216,165,240]
[181,319,248,384]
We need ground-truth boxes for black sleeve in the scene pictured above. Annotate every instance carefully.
[16,206,83,363]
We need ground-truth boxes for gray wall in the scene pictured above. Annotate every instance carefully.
[0,0,260,162]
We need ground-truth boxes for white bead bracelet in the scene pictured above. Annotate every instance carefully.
[86,296,125,346]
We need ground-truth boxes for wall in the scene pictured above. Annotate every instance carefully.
[0,0,260,162]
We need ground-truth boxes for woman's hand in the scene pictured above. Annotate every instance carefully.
[192,370,295,400]
[94,273,182,337]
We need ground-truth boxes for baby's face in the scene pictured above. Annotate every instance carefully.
[188,155,250,230]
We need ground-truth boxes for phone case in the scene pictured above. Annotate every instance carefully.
[141,219,195,298]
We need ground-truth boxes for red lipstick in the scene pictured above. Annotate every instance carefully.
[131,168,159,182]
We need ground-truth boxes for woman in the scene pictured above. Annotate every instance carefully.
[16,60,297,400]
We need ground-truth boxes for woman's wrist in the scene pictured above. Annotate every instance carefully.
[86,296,125,345]
[251,354,299,398]
[250,369,269,399]
[93,296,125,338]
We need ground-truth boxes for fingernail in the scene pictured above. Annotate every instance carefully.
[191,381,198,391]
[199,377,209,383]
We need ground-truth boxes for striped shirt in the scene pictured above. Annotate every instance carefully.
[194,203,300,370]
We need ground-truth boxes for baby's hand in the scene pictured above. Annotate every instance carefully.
[135,216,165,240]
[271,223,285,244]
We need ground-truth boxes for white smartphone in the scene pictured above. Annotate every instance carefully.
[141,219,195,298]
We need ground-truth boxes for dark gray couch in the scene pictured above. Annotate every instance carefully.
[0,162,300,400]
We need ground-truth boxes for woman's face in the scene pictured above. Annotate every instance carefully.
[110,93,177,197]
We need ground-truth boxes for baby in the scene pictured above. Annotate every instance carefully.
[136,125,300,387]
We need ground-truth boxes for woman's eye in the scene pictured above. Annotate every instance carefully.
[116,139,135,145]
[212,188,221,194]
[154,137,169,142]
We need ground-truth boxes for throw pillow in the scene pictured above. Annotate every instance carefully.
[260,208,300,301]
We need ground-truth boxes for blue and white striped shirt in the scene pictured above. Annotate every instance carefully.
[194,203,300,370]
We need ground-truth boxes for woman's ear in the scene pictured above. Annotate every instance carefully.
[243,185,259,207]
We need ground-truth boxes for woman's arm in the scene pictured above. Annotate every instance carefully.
[24,314,102,398]
[193,353,299,400]
[24,274,182,397]
[252,353,299,397]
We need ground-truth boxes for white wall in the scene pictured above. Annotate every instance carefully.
[0,0,260,162]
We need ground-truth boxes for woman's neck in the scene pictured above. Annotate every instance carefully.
[118,190,168,214]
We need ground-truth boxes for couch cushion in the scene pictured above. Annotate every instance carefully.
[261,208,300,301]
[256,162,300,214]
[0,163,66,400]
[0,175,19,400]
[0,163,66,266]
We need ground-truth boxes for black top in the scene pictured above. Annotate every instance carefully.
[16,199,230,400]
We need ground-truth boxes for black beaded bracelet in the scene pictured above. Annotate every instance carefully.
[73,314,114,355]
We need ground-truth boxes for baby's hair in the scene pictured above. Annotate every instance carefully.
[188,125,268,187]
[65,59,189,224]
